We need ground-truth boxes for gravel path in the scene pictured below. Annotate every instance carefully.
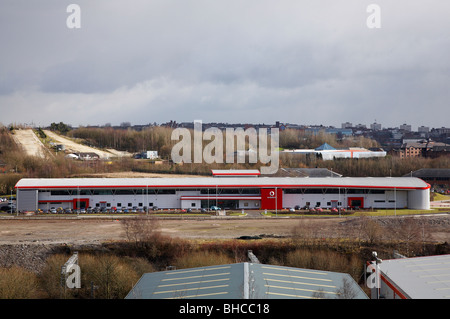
[11,129,50,158]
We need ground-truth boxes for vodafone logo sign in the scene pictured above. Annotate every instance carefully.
[269,191,275,197]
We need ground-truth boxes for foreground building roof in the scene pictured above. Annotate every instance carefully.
[125,262,368,299]
[377,254,450,299]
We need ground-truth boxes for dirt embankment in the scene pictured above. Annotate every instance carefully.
[0,214,448,273]
[11,129,50,158]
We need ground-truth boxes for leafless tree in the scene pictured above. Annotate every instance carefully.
[121,216,161,247]
[335,277,358,299]
[358,215,383,245]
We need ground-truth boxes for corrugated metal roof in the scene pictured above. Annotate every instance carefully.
[379,254,450,299]
[125,263,368,299]
[15,177,430,190]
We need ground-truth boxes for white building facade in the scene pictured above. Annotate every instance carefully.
[15,177,430,212]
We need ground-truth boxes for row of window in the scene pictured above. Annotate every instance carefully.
[199,188,260,195]
[284,189,385,194]
[43,188,387,196]
[101,202,155,207]
[45,189,177,196]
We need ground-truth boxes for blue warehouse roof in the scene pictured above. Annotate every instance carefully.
[125,262,368,299]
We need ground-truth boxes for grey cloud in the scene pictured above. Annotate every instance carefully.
[0,0,449,128]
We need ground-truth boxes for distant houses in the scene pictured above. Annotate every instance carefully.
[134,150,158,160]
[396,139,450,159]
[64,152,100,160]
[282,143,387,160]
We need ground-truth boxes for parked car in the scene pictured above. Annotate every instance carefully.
[315,207,323,213]
[210,206,221,211]
[1,204,16,212]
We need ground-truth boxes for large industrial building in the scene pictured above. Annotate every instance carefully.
[370,254,450,299]
[14,173,430,212]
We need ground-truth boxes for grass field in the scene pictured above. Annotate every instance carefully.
[433,193,450,201]
[261,208,447,218]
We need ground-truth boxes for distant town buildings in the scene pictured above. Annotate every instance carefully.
[397,139,450,159]
[370,122,382,131]
[282,143,387,160]
[400,123,412,132]
[72,120,450,160]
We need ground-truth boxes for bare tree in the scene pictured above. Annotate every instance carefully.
[388,217,424,256]
[121,216,161,247]
[335,277,358,299]
[358,216,383,245]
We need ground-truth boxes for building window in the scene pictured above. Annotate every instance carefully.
[316,202,321,207]
[128,203,132,207]
[191,203,196,207]
[149,202,153,207]
[117,203,122,207]
[138,203,143,207]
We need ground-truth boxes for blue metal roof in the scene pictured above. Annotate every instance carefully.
[125,263,368,299]
[315,143,336,151]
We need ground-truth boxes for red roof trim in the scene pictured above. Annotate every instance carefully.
[16,184,430,190]
[380,273,408,299]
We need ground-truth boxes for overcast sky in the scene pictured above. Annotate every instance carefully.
[0,0,449,129]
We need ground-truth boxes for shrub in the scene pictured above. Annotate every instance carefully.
[174,250,235,269]
[0,266,39,299]
[285,249,363,281]
[39,253,143,299]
